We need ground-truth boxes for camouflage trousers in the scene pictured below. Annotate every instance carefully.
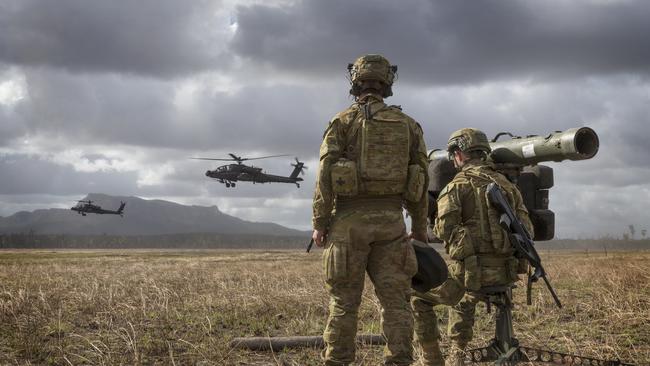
[411,259,516,361]
[411,264,466,362]
[322,208,418,366]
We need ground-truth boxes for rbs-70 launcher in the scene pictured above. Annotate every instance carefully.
[426,128,639,365]
[428,127,599,241]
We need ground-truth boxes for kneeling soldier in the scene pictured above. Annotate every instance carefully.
[411,128,533,366]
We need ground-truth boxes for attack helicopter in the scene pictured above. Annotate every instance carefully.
[191,153,307,188]
[71,200,126,217]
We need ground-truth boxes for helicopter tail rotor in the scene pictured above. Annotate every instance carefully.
[290,158,307,178]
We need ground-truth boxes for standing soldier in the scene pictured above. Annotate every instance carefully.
[312,54,429,366]
[411,128,534,366]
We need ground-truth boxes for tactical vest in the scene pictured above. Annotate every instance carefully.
[457,165,517,257]
[330,99,422,199]
[442,164,524,290]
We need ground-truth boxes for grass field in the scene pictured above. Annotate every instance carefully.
[0,249,648,365]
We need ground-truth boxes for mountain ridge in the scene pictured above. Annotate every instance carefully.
[0,193,306,236]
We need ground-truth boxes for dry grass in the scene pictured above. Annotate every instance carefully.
[0,249,648,365]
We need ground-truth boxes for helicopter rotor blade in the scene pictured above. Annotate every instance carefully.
[190,154,290,162]
[190,157,239,161]
[242,154,291,161]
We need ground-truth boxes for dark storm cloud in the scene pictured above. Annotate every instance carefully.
[13,67,344,155]
[0,0,227,77]
[1,0,649,236]
[232,0,650,84]
[15,69,180,147]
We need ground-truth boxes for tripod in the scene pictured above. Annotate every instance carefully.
[465,286,633,366]
[465,286,522,365]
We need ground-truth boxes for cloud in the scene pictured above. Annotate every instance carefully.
[1,0,649,235]
[0,0,231,77]
[232,0,650,84]
[7,66,346,154]
[552,183,650,239]
[0,153,139,196]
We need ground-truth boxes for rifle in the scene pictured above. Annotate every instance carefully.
[486,182,562,308]
[306,238,314,253]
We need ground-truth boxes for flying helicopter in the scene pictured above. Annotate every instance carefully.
[71,200,126,217]
[191,153,307,188]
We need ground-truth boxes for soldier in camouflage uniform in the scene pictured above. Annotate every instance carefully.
[411,128,534,366]
[312,54,429,366]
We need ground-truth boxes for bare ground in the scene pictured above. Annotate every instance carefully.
[0,249,648,365]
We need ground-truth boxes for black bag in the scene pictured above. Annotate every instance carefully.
[411,239,448,293]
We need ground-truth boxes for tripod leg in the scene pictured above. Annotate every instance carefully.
[493,290,522,365]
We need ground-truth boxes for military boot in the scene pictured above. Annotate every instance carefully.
[445,344,465,366]
[420,341,444,366]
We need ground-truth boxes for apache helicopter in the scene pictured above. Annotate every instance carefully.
[192,153,307,188]
[71,200,126,217]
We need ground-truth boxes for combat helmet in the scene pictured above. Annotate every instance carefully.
[447,128,491,156]
[348,54,397,97]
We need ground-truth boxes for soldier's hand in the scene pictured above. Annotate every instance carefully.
[312,229,327,247]
[409,231,428,243]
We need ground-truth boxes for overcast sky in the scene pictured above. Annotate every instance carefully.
[1,0,649,238]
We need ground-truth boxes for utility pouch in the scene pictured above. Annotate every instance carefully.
[507,257,520,282]
[331,159,358,196]
[323,242,348,285]
[464,255,481,291]
[404,164,425,202]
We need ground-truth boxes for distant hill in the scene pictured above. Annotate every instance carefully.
[0,193,306,237]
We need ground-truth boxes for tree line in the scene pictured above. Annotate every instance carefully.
[0,232,309,249]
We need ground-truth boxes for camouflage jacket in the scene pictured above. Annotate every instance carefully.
[434,161,534,261]
[312,94,429,234]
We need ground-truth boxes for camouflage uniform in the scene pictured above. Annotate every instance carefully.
[313,55,429,366]
[411,129,533,366]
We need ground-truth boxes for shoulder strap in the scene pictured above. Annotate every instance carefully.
[343,106,362,159]
[344,101,391,159]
